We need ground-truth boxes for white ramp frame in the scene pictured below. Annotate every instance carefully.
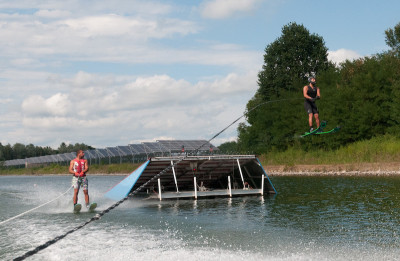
[261,175,265,196]
[158,178,162,201]
[194,177,197,199]
[236,159,245,189]
[228,176,232,197]
[171,160,179,193]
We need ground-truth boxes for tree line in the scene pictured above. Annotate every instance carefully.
[219,22,400,155]
[0,142,94,161]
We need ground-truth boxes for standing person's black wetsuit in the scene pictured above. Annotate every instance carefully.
[303,77,320,132]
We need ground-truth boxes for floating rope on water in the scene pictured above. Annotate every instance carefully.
[14,98,302,261]
[0,186,73,226]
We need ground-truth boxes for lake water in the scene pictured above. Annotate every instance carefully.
[1,175,400,260]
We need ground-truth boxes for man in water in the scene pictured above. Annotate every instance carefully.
[303,76,321,132]
[69,150,90,208]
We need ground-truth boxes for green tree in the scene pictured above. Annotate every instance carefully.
[238,22,332,154]
[58,142,68,153]
[25,144,36,158]
[3,144,12,160]
[335,54,400,141]
[12,143,26,159]
[218,141,239,154]
[0,142,4,161]
[385,22,400,55]
[257,22,331,99]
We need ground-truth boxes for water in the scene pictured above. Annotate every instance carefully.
[1,175,400,260]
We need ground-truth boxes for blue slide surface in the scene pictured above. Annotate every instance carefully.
[105,160,150,200]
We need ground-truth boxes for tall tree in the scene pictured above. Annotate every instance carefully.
[58,142,68,153]
[12,143,27,159]
[385,22,400,55]
[238,22,331,154]
[3,144,12,160]
[257,22,331,99]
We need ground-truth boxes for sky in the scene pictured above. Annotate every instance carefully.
[0,0,399,149]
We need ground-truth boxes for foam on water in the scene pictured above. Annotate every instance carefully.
[10,221,400,261]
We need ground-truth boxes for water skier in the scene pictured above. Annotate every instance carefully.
[303,76,320,132]
[69,150,90,208]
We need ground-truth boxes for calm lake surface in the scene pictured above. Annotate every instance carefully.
[1,175,400,260]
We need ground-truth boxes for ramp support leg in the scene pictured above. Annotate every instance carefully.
[158,178,162,201]
[261,175,265,196]
[194,177,197,199]
[171,161,179,193]
[236,159,245,189]
[228,176,232,197]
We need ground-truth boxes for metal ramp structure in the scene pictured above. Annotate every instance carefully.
[106,155,276,201]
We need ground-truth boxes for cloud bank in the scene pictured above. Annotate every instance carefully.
[200,0,262,19]
[328,49,362,65]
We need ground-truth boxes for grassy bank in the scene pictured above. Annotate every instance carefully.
[0,163,141,175]
[260,135,400,166]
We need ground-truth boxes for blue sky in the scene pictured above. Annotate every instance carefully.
[0,0,398,149]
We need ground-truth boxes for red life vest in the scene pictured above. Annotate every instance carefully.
[73,159,86,177]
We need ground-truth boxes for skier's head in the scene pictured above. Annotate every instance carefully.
[308,77,316,86]
[76,150,85,159]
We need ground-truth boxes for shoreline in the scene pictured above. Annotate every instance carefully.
[1,162,399,177]
[267,171,400,176]
[266,162,400,176]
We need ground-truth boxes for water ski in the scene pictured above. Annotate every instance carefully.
[301,121,327,137]
[314,126,341,135]
[73,203,82,213]
[88,202,97,211]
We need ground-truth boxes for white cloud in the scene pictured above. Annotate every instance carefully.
[22,93,71,116]
[35,9,71,18]
[0,5,261,74]
[59,15,197,39]
[328,49,362,65]
[17,71,257,147]
[0,13,199,62]
[0,98,13,104]
[200,0,262,19]
[0,1,173,16]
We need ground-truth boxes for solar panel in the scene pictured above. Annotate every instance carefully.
[157,140,185,151]
[3,140,219,167]
[142,142,164,153]
[106,147,120,157]
[95,149,109,158]
[85,150,97,159]
[157,140,213,151]
[57,154,69,161]
[129,144,146,154]
[48,155,58,162]
[116,146,132,156]
[4,159,15,166]
[41,155,53,163]
[63,153,75,161]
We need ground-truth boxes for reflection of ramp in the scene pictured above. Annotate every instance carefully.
[106,155,276,201]
[105,160,150,200]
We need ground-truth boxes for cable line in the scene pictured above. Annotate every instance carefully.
[0,186,73,226]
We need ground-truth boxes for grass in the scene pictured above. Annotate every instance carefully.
[0,163,141,175]
[260,134,400,166]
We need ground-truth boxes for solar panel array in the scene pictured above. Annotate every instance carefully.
[3,140,218,167]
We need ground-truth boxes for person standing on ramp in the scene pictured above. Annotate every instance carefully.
[303,76,321,133]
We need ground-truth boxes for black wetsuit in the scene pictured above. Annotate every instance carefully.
[304,84,318,114]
